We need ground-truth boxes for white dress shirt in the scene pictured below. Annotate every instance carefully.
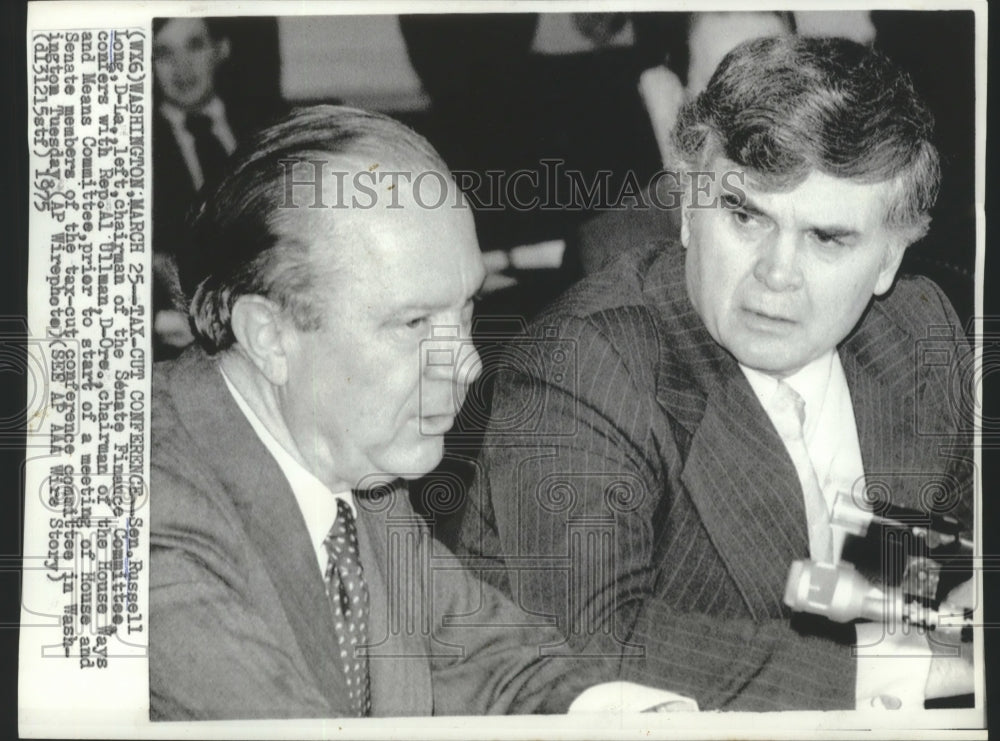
[741,352,932,709]
[741,351,863,561]
[159,97,238,191]
[218,367,698,713]
[219,366,355,577]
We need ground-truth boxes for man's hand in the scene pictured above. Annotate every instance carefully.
[567,682,699,713]
[924,578,975,700]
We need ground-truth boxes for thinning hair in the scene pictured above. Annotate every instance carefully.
[178,105,451,353]
[672,35,940,241]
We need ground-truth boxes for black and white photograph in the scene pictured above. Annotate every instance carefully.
[16,2,988,738]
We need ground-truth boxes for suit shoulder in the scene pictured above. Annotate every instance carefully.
[873,273,967,345]
[533,242,683,340]
[151,362,248,589]
[514,242,686,394]
[545,242,674,319]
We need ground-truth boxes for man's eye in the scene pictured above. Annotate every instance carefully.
[405,316,430,330]
[732,209,758,227]
[812,231,847,247]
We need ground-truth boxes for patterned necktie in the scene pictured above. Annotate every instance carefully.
[322,499,372,717]
[184,112,229,189]
[769,381,834,563]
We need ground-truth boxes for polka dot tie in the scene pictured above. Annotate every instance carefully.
[323,499,372,717]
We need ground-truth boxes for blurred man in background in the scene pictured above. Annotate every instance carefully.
[152,17,283,357]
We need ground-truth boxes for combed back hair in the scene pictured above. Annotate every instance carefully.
[179,105,451,353]
[672,36,940,241]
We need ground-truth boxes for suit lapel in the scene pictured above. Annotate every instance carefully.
[647,248,952,617]
[354,483,433,717]
[153,112,198,195]
[678,373,811,619]
[649,248,811,619]
[840,298,931,511]
[168,350,352,713]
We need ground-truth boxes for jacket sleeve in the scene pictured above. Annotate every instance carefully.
[455,311,857,711]
[149,465,337,720]
[425,538,617,715]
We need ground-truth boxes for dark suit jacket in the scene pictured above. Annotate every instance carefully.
[150,349,606,719]
[151,110,194,318]
[571,186,682,276]
[456,240,973,711]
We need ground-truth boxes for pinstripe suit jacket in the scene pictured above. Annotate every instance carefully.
[456,240,973,711]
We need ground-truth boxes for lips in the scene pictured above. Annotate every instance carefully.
[171,76,202,93]
[741,306,797,330]
[747,307,793,321]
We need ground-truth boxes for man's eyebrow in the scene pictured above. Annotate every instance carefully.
[721,191,764,215]
[393,274,488,313]
[810,225,861,239]
[393,300,450,313]
[728,193,862,238]
[732,194,767,217]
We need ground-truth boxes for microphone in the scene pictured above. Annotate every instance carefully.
[830,492,973,553]
[784,559,972,634]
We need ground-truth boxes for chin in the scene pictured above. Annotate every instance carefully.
[380,439,446,482]
[732,348,800,376]
[171,89,211,110]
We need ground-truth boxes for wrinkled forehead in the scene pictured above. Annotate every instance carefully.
[745,168,899,221]
[275,154,463,211]
[705,154,893,208]
[717,162,904,240]
[272,162,479,284]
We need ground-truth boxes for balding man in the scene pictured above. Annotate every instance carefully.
[149,106,695,719]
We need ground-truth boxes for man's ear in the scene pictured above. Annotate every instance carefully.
[679,181,694,248]
[680,203,691,248]
[213,37,231,64]
[230,295,289,385]
[873,238,908,296]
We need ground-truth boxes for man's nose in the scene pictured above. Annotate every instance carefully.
[753,232,803,292]
[175,53,197,75]
[457,342,483,387]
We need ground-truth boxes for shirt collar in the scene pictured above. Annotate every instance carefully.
[218,365,356,574]
[160,96,227,129]
[740,351,835,440]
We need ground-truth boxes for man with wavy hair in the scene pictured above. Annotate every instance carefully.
[458,36,974,711]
